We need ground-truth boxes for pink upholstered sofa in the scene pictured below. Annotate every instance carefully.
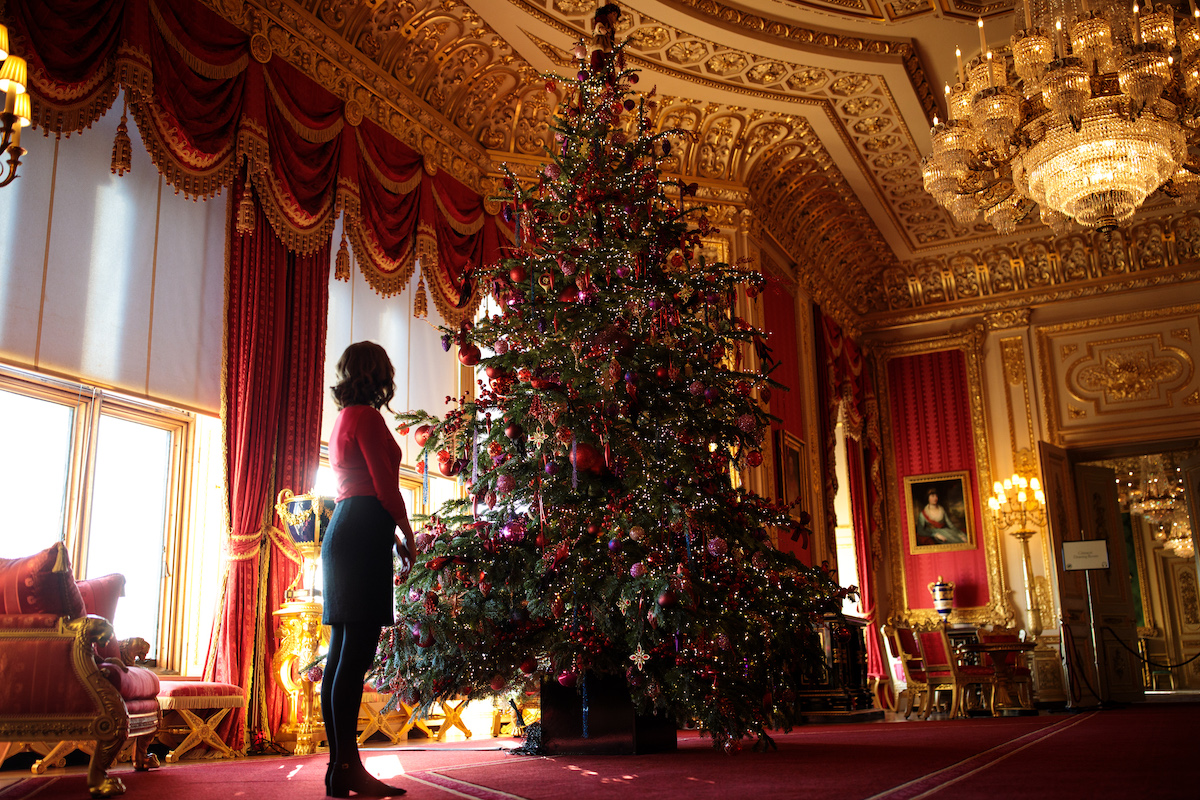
[0,543,159,797]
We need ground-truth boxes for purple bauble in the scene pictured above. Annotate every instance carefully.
[630,562,646,578]
[544,460,560,475]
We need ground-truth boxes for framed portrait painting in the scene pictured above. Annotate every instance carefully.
[774,431,807,522]
[904,471,976,553]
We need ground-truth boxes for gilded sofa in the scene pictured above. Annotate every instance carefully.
[0,543,159,797]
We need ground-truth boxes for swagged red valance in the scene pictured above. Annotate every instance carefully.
[6,0,501,324]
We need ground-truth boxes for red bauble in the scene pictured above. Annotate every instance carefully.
[490,674,507,692]
[414,424,434,447]
[520,657,538,675]
[458,343,482,366]
[570,441,601,472]
[746,450,763,468]
[438,457,460,477]
[505,421,525,440]
[510,266,528,283]
[557,671,578,688]
[658,589,677,607]
[760,387,772,404]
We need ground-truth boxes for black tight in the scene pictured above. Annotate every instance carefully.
[322,623,381,769]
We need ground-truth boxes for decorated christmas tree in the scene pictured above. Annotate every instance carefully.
[376,6,848,751]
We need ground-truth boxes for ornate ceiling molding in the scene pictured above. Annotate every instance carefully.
[860,210,1200,327]
[203,0,496,189]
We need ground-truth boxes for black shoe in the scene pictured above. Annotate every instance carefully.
[327,763,406,797]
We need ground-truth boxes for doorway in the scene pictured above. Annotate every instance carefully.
[1077,446,1200,693]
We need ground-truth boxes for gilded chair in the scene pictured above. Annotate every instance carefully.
[917,626,994,718]
[883,623,930,719]
[0,543,160,798]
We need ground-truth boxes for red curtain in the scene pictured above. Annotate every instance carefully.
[209,176,329,746]
[7,0,500,744]
[816,311,886,684]
[6,0,500,318]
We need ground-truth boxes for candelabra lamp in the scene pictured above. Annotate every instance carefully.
[988,474,1048,635]
[0,25,31,187]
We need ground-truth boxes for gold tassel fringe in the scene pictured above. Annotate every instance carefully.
[414,275,428,319]
[111,98,133,177]
[236,188,256,235]
[335,231,351,281]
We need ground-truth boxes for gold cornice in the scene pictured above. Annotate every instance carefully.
[654,0,939,121]
[510,0,936,252]
[203,0,493,190]
[861,212,1200,326]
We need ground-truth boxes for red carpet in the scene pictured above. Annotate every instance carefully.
[2,705,1196,799]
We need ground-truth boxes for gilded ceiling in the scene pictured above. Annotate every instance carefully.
[209,0,1200,332]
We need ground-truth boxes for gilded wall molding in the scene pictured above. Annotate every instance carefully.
[985,308,1030,331]
[873,326,1017,628]
[863,211,1200,324]
[1035,304,1200,446]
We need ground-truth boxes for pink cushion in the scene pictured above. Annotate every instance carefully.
[99,662,160,701]
[77,574,126,660]
[157,680,243,699]
[77,574,125,622]
[0,543,85,619]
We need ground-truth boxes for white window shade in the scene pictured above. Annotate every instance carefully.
[0,92,224,414]
[322,218,462,471]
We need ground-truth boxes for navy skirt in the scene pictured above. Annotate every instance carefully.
[321,495,396,626]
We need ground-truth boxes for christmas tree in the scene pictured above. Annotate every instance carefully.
[376,6,848,751]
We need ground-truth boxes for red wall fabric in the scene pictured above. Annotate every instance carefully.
[762,280,803,437]
[761,281,808,565]
[887,350,989,610]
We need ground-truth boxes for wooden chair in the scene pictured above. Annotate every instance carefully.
[917,626,995,718]
[883,623,930,719]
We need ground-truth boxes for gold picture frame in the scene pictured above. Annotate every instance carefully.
[774,430,807,522]
[903,471,977,554]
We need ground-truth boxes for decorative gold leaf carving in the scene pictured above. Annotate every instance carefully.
[1069,405,1088,419]
[1075,349,1185,403]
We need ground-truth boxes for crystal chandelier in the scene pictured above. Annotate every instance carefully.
[1126,454,1194,558]
[922,0,1200,235]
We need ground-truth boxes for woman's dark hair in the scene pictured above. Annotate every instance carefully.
[331,341,395,410]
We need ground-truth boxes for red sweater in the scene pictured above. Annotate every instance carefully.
[329,405,407,526]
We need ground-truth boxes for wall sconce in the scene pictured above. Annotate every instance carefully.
[0,24,31,188]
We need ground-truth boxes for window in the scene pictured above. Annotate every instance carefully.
[0,366,223,672]
[832,411,861,617]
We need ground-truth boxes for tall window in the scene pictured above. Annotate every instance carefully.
[0,366,222,669]
[832,409,861,616]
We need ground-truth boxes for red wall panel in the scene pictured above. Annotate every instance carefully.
[762,281,809,565]
[887,349,989,609]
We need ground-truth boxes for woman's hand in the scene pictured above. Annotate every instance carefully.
[394,533,413,578]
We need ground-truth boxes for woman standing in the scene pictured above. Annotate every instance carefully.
[321,342,415,798]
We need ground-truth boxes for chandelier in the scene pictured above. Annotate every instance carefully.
[0,23,30,187]
[922,0,1200,234]
[1123,454,1194,558]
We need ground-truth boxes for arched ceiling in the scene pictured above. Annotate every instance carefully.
[212,0,1200,332]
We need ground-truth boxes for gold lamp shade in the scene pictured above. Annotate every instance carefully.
[0,55,27,95]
